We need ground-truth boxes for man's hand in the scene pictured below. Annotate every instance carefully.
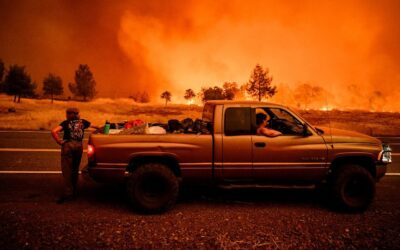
[51,125,64,146]
[57,140,65,146]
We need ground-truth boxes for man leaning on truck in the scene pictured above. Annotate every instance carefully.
[51,107,98,204]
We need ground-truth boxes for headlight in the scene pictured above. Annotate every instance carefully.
[379,144,392,163]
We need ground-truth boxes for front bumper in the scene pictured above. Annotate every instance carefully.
[378,144,392,164]
[376,144,392,180]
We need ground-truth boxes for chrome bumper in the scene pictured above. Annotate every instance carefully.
[378,144,392,164]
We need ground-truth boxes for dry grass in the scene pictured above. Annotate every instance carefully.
[0,95,399,136]
[0,95,202,130]
[299,110,400,137]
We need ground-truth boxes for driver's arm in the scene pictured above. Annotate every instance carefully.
[260,127,282,137]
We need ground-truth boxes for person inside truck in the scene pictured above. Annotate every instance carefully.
[256,113,282,137]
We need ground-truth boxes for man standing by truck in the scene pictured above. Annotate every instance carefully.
[51,107,96,204]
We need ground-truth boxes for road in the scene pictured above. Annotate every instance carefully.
[0,131,399,249]
[0,131,398,173]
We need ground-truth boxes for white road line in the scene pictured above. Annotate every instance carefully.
[0,148,87,152]
[0,170,62,174]
[0,170,83,174]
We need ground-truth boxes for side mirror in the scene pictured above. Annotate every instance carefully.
[302,124,310,137]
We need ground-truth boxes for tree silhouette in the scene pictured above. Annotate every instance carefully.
[3,65,36,102]
[222,82,239,100]
[184,89,196,104]
[246,64,276,101]
[68,64,96,101]
[43,73,63,103]
[130,91,150,103]
[293,83,324,110]
[140,91,150,103]
[200,86,226,102]
[161,91,172,106]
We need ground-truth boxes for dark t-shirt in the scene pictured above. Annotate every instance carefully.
[60,119,91,141]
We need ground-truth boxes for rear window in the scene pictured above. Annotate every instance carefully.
[224,108,252,136]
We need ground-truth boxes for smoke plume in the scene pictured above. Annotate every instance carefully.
[0,0,399,109]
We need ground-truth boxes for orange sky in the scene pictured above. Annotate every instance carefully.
[0,0,399,110]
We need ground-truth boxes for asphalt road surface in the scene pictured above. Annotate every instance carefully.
[0,131,399,249]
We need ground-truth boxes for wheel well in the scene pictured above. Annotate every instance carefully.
[127,156,181,177]
[330,156,376,177]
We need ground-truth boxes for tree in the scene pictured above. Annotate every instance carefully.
[130,91,150,103]
[293,83,324,109]
[246,64,276,101]
[140,91,150,103]
[222,82,240,100]
[200,86,226,102]
[68,64,96,101]
[3,65,36,102]
[43,73,63,103]
[184,89,196,104]
[239,83,248,99]
[161,91,172,106]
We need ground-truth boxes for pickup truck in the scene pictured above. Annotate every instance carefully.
[86,101,392,213]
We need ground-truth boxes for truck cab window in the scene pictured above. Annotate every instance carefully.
[224,108,252,136]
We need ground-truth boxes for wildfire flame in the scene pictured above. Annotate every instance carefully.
[320,106,333,111]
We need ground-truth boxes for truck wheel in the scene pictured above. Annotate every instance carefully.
[330,164,375,212]
[126,163,179,213]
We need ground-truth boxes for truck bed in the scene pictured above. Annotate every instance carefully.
[89,133,213,181]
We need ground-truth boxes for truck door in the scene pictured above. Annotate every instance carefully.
[221,107,253,181]
[251,107,329,183]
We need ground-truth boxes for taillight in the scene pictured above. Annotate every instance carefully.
[87,144,95,158]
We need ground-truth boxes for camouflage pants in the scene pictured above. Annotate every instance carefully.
[61,141,83,196]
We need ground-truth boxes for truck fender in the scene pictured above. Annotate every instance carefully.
[329,155,376,177]
[127,152,181,176]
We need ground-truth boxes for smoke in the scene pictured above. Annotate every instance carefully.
[0,0,399,109]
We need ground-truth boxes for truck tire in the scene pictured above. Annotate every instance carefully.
[330,164,375,212]
[126,163,179,213]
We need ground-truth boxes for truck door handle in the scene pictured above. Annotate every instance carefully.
[254,142,266,148]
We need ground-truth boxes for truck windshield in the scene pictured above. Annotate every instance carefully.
[286,107,314,129]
